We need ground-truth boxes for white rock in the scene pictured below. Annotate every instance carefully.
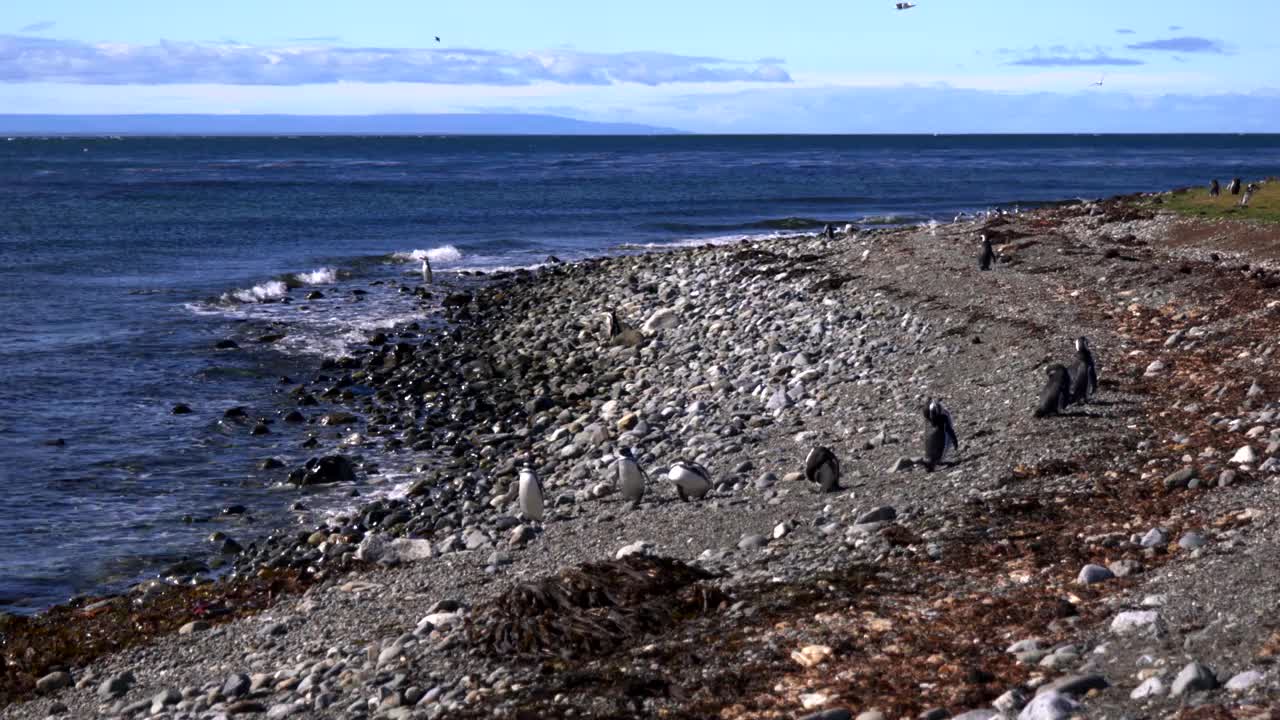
[799,692,830,710]
[1230,446,1257,465]
[416,612,462,632]
[642,308,679,334]
[1018,691,1078,720]
[355,534,435,565]
[1130,676,1165,699]
[1144,360,1165,377]
[616,541,654,559]
[1111,610,1161,636]
[1225,670,1264,691]
[773,522,789,540]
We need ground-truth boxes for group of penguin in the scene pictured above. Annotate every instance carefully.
[510,232,1102,520]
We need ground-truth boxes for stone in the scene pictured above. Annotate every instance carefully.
[993,689,1028,713]
[856,712,886,720]
[1130,676,1165,699]
[1076,564,1114,585]
[1178,532,1207,549]
[1144,360,1165,377]
[1017,691,1078,720]
[226,700,268,714]
[773,522,789,540]
[1107,559,1143,578]
[1231,446,1257,465]
[799,711,852,720]
[151,688,182,713]
[509,525,537,547]
[35,671,72,694]
[766,389,791,411]
[1140,528,1169,548]
[642,308,680,334]
[952,712,999,720]
[856,506,897,524]
[178,620,211,634]
[791,644,833,668]
[738,534,768,551]
[616,541,654,559]
[888,457,914,473]
[288,455,356,486]
[919,709,948,720]
[1038,674,1108,697]
[355,534,435,565]
[97,671,134,700]
[1163,467,1197,490]
[221,673,251,698]
[1111,610,1160,635]
[1225,670,1263,691]
[1006,638,1045,654]
[1170,662,1218,696]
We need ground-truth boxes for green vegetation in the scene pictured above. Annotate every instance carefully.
[1159,180,1280,223]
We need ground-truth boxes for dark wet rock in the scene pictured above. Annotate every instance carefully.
[35,671,72,695]
[319,412,358,426]
[305,290,324,300]
[223,406,249,420]
[283,410,306,423]
[222,673,251,698]
[1038,673,1108,697]
[222,504,247,516]
[251,422,271,436]
[171,403,193,415]
[214,339,240,350]
[163,559,209,577]
[259,457,285,470]
[443,292,472,307]
[288,455,357,486]
[800,710,853,720]
[43,438,66,447]
[256,333,285,343]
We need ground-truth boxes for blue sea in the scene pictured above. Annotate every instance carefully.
[2,134,1278,613]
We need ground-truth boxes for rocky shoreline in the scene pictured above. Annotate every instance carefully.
[7,193,1280,719]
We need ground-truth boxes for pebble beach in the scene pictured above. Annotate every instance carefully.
[7,189,1280,719]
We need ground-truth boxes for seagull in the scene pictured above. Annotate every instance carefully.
[434,36,441,42]
[895,2,917,9]
[1091,74,1105,87]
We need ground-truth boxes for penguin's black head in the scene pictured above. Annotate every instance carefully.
[1076,336,1089,352]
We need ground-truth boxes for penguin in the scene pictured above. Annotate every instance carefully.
[1034,364,1072,418]
[601,309,623,340]
[1069,337,1098,404]
[667,460,711,502]
[421,258,433,284]
[822,223,836,240]
[614,447,649,509]
[518,463,545,522]
[978,234,995,271]
[804,446,841,493]
[922,399,959,472]
[1230,178,1242,195]
[842,223,855,235]
[1209,179,1220,197]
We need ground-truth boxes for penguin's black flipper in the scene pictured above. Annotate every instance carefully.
[944,417,959,454]
[676,486,688,503]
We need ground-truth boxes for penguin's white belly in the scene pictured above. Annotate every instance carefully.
[519,476,544,521]
[618,461,644,500]
[668,467,710,497]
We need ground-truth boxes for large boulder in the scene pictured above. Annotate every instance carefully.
[289,455,357,486]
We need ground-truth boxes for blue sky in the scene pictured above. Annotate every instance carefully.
[2,0,1277,132]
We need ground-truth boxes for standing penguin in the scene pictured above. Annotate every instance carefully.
[614,447,649,509]
[518,463,545,522]
[1209,179,1221,197]
[922,399,959,472]
[421,257,433,284]
[822,223,836,240]
[804,446,841,492]
[1034,364,1073,417]
[1069,337,1098,404]
[978,234,995,271]
[1230,178,1242,195]
[667,460,711,502]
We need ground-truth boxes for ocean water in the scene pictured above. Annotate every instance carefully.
[2,134,1278,612]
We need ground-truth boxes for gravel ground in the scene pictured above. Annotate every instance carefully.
[7,198,1280,720]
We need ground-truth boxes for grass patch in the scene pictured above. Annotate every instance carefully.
[1159,180,1280,223]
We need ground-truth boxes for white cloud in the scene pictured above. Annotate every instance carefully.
[0,35,790,86]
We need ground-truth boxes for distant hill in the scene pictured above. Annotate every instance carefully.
[0,114,683,136]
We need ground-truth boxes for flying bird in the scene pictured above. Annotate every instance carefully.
[434,36,441,42]
[1091,74,1105,87]
[895,2,917,9]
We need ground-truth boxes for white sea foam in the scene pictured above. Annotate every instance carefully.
[294,267,338,285]
[394,245,463,264]
[226,280,288,304]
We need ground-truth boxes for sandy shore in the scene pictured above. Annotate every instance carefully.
[6,194,1280,719]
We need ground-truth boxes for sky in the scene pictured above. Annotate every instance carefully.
[1,0,1278,132]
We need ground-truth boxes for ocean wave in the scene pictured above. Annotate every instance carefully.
[648,217,831,233]
[292,267,338,285]
[616,231,785,251]
[392,245,464,264]
[225,280,288,304]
